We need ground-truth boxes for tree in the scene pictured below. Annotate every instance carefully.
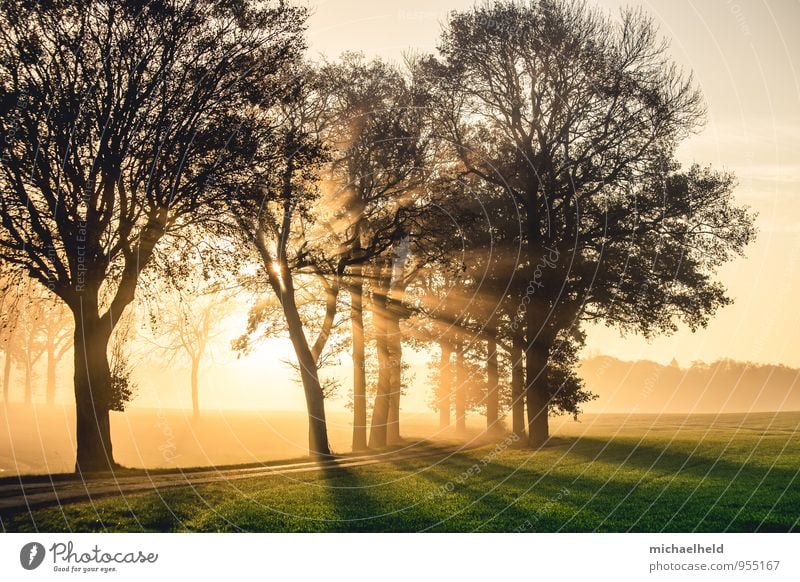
[12,278,47,404]
[318,54,429,450]
[0,272,72,405]
[24,281,74,405]
[108,303,137,412]
[232,66,343,457]
[411,267,463,429]
[0,269,23,404]
[0,0,306,471]
[147,285,230,419]
[405,174,535,435]
[428,1,755,446]
[42,298,73,406]
[368,238,413,447]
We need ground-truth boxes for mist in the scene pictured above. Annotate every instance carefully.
[3,352,799,475]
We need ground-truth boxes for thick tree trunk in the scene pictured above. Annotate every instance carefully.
[510,336,526,438]
[72,310,116,473]
[264,252,333,458]
[486,335,500,432]
[386,303,402,445]
[438,340,452,428]
[368,282,391,449]
[455,336,467,433]
[524,341,550,447]
[69,211,162,473]
[350,275,367,452]
[190,357,199,420]
[523,188,552,446]
[281,292,331,457]
[46,345,57,406]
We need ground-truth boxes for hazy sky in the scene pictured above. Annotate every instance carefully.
[304,0,800,369]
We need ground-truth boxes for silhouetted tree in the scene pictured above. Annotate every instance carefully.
[0,274,72,405]
[427,0,755,446]
[12,279,47,404]
[232,66,343,457]
[108,307,137,412]
[42,299,72,406]
[319,54,429,449]
[0,0,307,471]
[0,269,23,404]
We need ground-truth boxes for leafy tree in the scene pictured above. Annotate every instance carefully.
[318,54,429,449]
[427,0,755,445]
[0,0,306,470]
[108,306,136,412]
[232,66,343,457]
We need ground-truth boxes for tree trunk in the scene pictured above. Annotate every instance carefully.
[510,335,526,438]
[350,274,367,452]
[23,354,32,405]
[486,334,499,432]
[523,187,552,446]
[524,341,550,447]
[455,334,467,433]
[46,344,57,406]
[369,264,392,449]
[386,302,402,445]
[438,340,452,428]
[190,357,199,420]
[281,291,331,457]
[72,309,116,473]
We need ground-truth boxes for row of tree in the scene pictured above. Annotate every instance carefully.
[0,0,754,472]
[0,276,71,404]
[0,268,228,416]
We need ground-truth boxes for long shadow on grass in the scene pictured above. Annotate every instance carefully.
[388,451,590,532]
[562,437,800,532]
[7,437,796,533]
[388,438,799,532]
[564,437,797,481]
[316,463,397,532]
[320,450,565,532]
[563,436,800,503]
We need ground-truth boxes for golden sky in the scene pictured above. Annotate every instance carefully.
[304,0,800,369]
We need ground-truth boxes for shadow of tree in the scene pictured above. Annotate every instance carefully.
[4,435,797,533]
[383,437,799,533]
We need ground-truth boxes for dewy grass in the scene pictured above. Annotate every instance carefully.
[3,420,798,533]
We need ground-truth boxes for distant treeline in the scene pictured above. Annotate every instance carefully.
[580,357,800,413]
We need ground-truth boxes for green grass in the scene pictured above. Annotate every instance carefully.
[3,421,799,532]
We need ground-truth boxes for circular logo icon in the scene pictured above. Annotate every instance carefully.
[20,542,46,570]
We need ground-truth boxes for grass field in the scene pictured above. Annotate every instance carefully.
[2,412,799,533]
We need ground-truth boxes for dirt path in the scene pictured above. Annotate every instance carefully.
[0,440,483,515]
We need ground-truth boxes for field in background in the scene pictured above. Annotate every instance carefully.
[3,411,798,532]
[2,405,798,476]
[0,405,473,475]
